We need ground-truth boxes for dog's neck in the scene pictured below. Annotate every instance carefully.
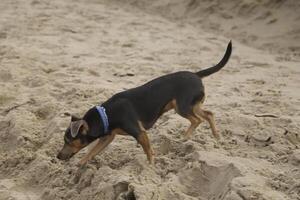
[83,107,109,138]
[95,106,109,134]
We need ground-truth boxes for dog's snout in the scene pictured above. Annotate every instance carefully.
[56,152,71,160]
[57,148,75,161]
[57,143,77,161]
[56,153,62,160]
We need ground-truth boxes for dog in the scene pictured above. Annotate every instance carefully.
[57,41,232,165]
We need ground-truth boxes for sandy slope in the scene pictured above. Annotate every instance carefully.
[0,0,299,199]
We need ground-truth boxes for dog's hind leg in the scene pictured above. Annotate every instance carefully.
[184,115,202,140]
[172,97,204,139]
[193,106,220,140]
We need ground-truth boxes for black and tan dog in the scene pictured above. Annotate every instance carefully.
[57,41,232,165]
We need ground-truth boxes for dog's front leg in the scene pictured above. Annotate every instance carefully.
[78,133,116,166]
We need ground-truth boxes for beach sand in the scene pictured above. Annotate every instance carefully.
[0,0,299,199]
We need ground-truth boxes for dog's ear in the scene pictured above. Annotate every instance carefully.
[71,115,81,122]
[70,120,89,138]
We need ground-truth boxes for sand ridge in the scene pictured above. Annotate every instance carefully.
[0,0,299,199]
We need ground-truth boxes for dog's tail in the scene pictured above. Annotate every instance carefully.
[195,41,232,78]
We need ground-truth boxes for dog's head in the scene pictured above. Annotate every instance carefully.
[57,115,92,160]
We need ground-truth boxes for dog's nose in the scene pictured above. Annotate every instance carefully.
[56,153,62,160]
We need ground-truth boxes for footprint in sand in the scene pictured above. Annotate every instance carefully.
[178,155,241,199]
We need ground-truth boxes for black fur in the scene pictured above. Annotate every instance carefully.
[196,41,232,77]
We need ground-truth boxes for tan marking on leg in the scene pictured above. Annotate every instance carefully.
[78,133,116,166]
[138,121,146,132]
[137,132,154,164]
[179,100,205,139]
[137,121,155,155]
[171,99,179,113]
[162,99,177,113]
[194,105,220,140]
[184,115,202,140]
[112,128,128,136]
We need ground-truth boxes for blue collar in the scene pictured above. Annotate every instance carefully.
[96,106,109,134]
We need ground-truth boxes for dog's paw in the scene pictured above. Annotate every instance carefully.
[73,164,87,184]
[73,169,84,184]
[181,133,191,141]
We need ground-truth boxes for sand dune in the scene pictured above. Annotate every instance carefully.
[0,0,299,199]
[114,0,300,56]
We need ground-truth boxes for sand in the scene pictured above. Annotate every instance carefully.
[0,0,299,199]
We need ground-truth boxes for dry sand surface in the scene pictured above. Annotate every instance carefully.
[0,0,300,199]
